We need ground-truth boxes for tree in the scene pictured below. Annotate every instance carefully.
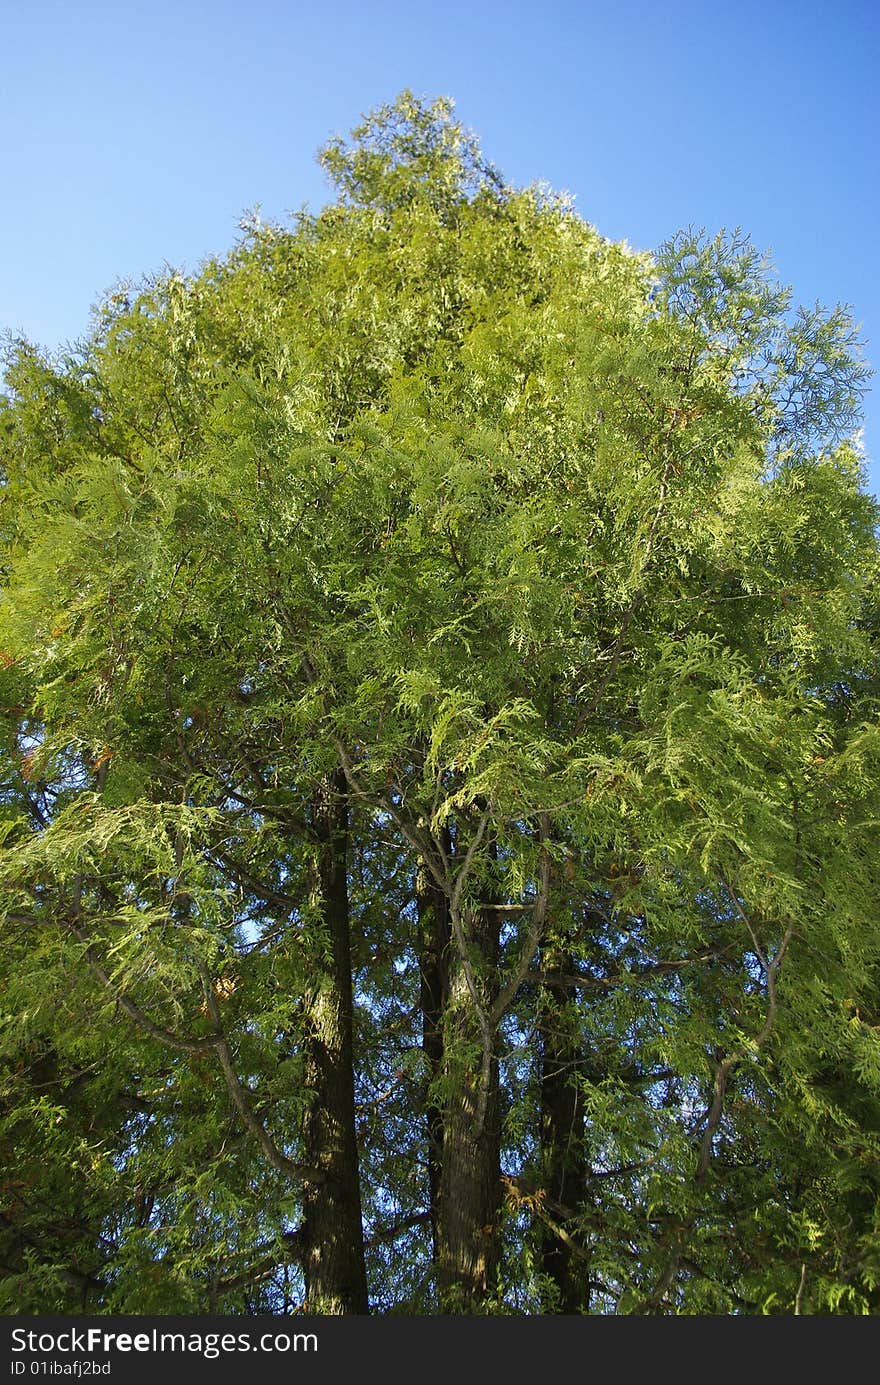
[1,91,878,1314]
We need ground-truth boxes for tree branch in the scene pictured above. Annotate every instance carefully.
[198,962,324,1185]
[491,819,552,1024]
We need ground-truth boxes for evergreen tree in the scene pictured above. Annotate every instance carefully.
[1,92,878,1314]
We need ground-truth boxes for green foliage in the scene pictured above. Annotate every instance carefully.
[1,91,878,1314]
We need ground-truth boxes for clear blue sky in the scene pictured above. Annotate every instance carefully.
[4,0,879,495]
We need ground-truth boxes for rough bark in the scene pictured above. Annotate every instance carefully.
[435,859,502,1313]
[539,940,591,1313]
[299,770,369,1314]
[416,826,451,1261]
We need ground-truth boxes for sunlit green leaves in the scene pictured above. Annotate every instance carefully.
[1,90,878,1314]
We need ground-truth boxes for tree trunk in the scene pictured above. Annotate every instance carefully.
[300,770,368,1314]
[416,827,451,1261]
[435,869,502,1313]
[539,940,591,1313]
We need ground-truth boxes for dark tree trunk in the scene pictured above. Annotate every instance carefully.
[300,770,368,1314]
[435,852,502,1313]
[539,940,591,1313]
[416,826,451,1261]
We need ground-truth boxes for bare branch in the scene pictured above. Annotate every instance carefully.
[794,1262,807,1315]
[198,962,324,1185]
[491,819,552,1024]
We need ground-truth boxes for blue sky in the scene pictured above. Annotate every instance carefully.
[4,0,878,495]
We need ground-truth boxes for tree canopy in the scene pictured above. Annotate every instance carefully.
[1,91,879,1315]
